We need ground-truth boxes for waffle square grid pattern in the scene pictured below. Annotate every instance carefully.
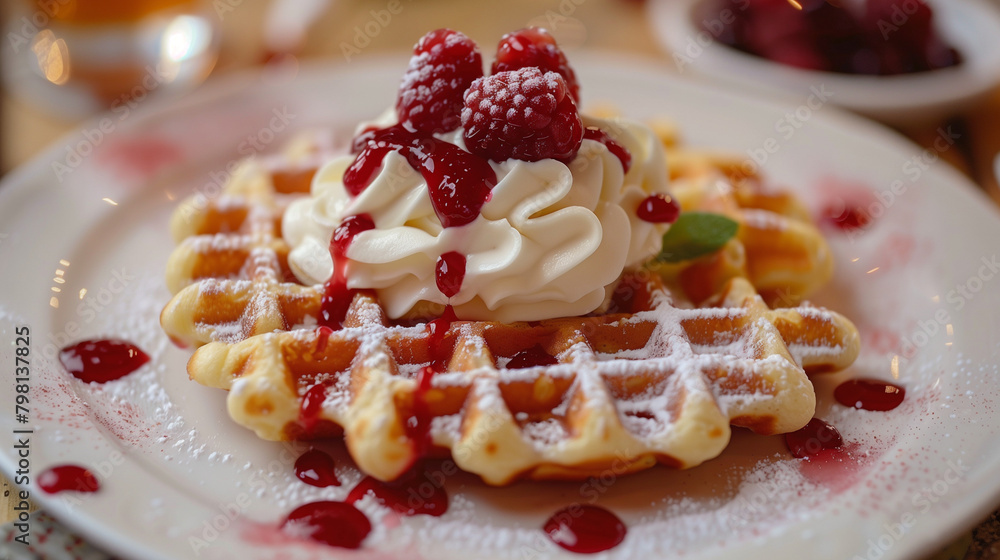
[160,136,860,486]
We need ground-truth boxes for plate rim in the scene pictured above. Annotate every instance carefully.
[1,51,1000,559]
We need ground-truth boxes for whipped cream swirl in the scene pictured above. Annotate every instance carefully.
[283,113,671,322]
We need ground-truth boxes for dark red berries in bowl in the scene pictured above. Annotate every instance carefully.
[650,0,1000,126]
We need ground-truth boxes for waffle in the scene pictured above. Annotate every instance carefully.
[653,148,834,307]
[160,140,861,485]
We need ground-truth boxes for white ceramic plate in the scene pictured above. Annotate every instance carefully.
[2,54,1000,560]
[648,0,1000,126]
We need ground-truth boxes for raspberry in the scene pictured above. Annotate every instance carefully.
[491,27,580,103]
[461,67,583,163]
[397,29,483,134]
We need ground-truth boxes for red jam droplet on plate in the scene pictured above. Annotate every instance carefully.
[835,379,906,411]
[281,501,371,549]
[435,251,467,298]
[823,203,872,232]
[543,504,627,554]
[38,465,100,494]
[347,467,449,517]
[637,193,680,224]
[583,128,631,173]
[58,339,149,383]
[507,344,558,369]
[294,449,340,488]
[785,418,844,459]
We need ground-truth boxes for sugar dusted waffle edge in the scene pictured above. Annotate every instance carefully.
[159,130,860,486]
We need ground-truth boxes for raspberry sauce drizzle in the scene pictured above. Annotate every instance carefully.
[406,306,458,461]
[299,384,327,435]
[294,449,340,488]
[319,214,374,330]
[58,339,149,383]
[835,379,905,411]
[435,251,466,298]
[637,193,680,224]
[583,128,631,173]
[426,306,457,372]
[281,501,370,549]
[507,344,558,369]
[785,418,844,459]
[346,124,497,228]
[346,464,449,517]
[38,465,100,494]
[543,504,627,554]
[314,326,333,353]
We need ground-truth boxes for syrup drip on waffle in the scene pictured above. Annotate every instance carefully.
[319,214,374,330]
[346,124,497,228]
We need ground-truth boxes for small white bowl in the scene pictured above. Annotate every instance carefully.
[648,0,1000,127]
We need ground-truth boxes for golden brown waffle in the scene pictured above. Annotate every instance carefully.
[183,272,857,485]
[161,145,860,485]
[653,148,834,307]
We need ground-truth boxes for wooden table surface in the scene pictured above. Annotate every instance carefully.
[2,0,1000,558]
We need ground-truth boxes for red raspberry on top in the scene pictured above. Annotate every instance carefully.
[397,29,483,134]
[461,67,583,163]
[491,27,580,103]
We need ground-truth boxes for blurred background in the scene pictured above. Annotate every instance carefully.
[2,0,1000,558]
[0,0,662,173]
[1,0,999,206]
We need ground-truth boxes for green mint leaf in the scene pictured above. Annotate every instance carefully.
[654,212,739,263]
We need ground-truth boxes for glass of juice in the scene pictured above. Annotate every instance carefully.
[2,0,219,117]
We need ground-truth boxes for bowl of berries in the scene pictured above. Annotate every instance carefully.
[649,0,1000,126]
